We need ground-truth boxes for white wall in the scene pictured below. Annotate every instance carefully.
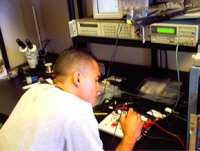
[20,0,46,48]
[0,0,196,72]
[0,1,27,69]
[0,48,3,62]
[40,0,72,54]
[90,43,195,72]
[88,44,152,66]
[0,0,72,68]
[0,0,49,69]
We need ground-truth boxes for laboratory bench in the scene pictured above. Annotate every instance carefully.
[0,76,26,116]
[0,62,189,150]
[95,97,187,150]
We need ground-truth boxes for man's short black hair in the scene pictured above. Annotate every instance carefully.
[53,47,98,80]
[63,47,98,62]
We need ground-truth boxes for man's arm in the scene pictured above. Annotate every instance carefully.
[115,108,143,151]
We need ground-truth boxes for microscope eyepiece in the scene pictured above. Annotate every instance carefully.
[16,39,26,49]
[25,39,33,49]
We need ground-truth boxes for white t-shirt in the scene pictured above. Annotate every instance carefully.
[0,84,103,151]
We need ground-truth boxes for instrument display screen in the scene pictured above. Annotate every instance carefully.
[157,27,175,34]
[80,23,98,28]
[151,26,177,35]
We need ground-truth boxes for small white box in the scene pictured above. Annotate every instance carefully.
[0,66,8,79]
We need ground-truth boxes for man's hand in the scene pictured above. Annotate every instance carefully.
[120,108,143,140]
[115,108,143,151]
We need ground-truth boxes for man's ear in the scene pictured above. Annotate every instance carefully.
[73,72,81,86]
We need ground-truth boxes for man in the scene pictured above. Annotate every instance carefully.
[0,48,143,150]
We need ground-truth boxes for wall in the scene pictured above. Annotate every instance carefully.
[89,43,195,72]
[0,0,49,69]
[0,1,27,69]
[0,0,196,72]
[40,0,72,54]
[88,44,152,66]
[0,48,2,63]
[20,0,46,49]
[0,0,72,69]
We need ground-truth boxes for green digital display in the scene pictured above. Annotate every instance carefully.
[157,28,175,34]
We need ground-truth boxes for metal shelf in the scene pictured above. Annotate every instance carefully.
[75,36,198,52]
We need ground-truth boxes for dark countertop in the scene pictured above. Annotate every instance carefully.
[0,76,26,116]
